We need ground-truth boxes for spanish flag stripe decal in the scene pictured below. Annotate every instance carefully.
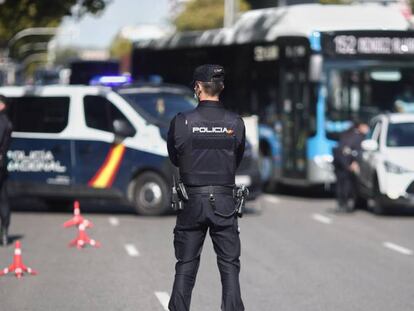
[88,144,126,188]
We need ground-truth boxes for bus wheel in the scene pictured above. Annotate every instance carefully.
[130,172,169,216]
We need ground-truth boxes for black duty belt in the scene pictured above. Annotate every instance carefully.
[186,185,234,196]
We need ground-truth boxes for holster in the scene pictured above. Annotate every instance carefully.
[171,180,188,211]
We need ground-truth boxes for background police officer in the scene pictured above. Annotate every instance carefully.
[0,95,12,245]
[333,120,369,212]
[167,64,245,311]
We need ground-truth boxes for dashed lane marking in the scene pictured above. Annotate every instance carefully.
[155,291,170,311]
[383,242,413,256]
[312,213,332,225]
[125,244,140,257]
[108,217,120,226]
[262,195,281,204]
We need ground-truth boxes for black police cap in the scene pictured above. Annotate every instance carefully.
[193,64,225,84]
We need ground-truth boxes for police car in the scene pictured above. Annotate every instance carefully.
[357,113,414,214]
[0,83,261,215]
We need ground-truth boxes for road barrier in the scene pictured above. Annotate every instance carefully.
[0,241,37,278]
[69,221,100,249]
[63,201,93,228]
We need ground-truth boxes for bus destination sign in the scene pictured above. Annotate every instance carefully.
[322,32,414,57]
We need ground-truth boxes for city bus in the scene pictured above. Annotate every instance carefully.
[131,4,414,189]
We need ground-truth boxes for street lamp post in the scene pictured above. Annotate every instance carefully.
[224,0,239,28]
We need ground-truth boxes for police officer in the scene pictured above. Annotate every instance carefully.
[333,120,369,212]
[0,95,12,245]
[167,64,245,311]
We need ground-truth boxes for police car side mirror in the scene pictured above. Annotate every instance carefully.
[361,139,378,152]
[113,119,136,138]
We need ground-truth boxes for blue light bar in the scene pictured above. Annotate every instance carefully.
[90,75,132,86]
[310,31,321,52]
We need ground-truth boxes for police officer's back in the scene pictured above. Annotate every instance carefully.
[167,65,245,311]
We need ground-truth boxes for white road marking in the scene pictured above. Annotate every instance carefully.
[262,195,281,204]
[108,217,119,226]
[383,242,413,256]
[155,291,170,311]
[124,244,140,257]
[312,213,332,224]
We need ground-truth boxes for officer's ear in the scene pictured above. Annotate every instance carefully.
[195,82,203,95]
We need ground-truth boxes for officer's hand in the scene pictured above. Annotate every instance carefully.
[350,161,360,174]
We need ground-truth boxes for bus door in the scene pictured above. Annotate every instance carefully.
[279,41,310,181]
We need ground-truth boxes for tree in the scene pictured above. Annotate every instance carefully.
[53,47,80,66]
[174,0,250,31]
[0,0,111,49]
[109,35,132,59]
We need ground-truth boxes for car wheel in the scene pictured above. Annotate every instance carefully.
[373,177,387,215]
[353,194,368,210]
[130,171,169,216]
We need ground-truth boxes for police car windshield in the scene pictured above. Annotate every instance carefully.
[119,91,196,125]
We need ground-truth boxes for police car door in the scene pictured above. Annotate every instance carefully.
[75,94,135,193]
[7,95,72,188]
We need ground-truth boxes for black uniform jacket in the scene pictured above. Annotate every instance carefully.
[333,128,365,172]
[167,100,245,182]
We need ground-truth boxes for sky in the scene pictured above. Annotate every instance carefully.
[56,0,171,49]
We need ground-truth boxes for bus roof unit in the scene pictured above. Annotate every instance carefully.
[137,4,410,49]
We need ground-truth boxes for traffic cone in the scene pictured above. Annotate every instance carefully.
[63,201,93,228]
[0,241,37,278]
[69,221,100,249]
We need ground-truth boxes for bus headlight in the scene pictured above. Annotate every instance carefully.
[314,155,334,170]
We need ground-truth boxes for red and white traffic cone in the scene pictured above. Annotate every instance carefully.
[69,221,100,249]
[0,241,37,278]
[63,201,93,228]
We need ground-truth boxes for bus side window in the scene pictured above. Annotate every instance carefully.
[84,95,135,134]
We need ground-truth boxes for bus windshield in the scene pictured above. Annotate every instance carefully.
[326,63,414,123]
[120,91,196,125]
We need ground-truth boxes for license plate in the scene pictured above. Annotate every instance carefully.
[235,175,251,186]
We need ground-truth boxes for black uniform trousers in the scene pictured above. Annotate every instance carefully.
[335,169,356,209]
[169,192,244,311]
[0,171,10,229]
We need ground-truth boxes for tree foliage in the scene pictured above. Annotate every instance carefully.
[0,0,111,48]
[109,35,132,59]
[54,47,80,66]
[174,0,250,31]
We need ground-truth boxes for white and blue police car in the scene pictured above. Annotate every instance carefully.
[0,81,261,215]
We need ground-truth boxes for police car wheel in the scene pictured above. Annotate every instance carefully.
[131,172,169,216]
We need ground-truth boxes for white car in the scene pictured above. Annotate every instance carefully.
[357,113,414,214]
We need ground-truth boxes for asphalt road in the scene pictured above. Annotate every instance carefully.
[0,194,413,311]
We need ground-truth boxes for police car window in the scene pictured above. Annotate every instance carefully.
[120,92,196,125]
[7,96,69,133]
[84,95,133,133]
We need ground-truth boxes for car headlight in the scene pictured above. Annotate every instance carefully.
[384,161,411,174]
